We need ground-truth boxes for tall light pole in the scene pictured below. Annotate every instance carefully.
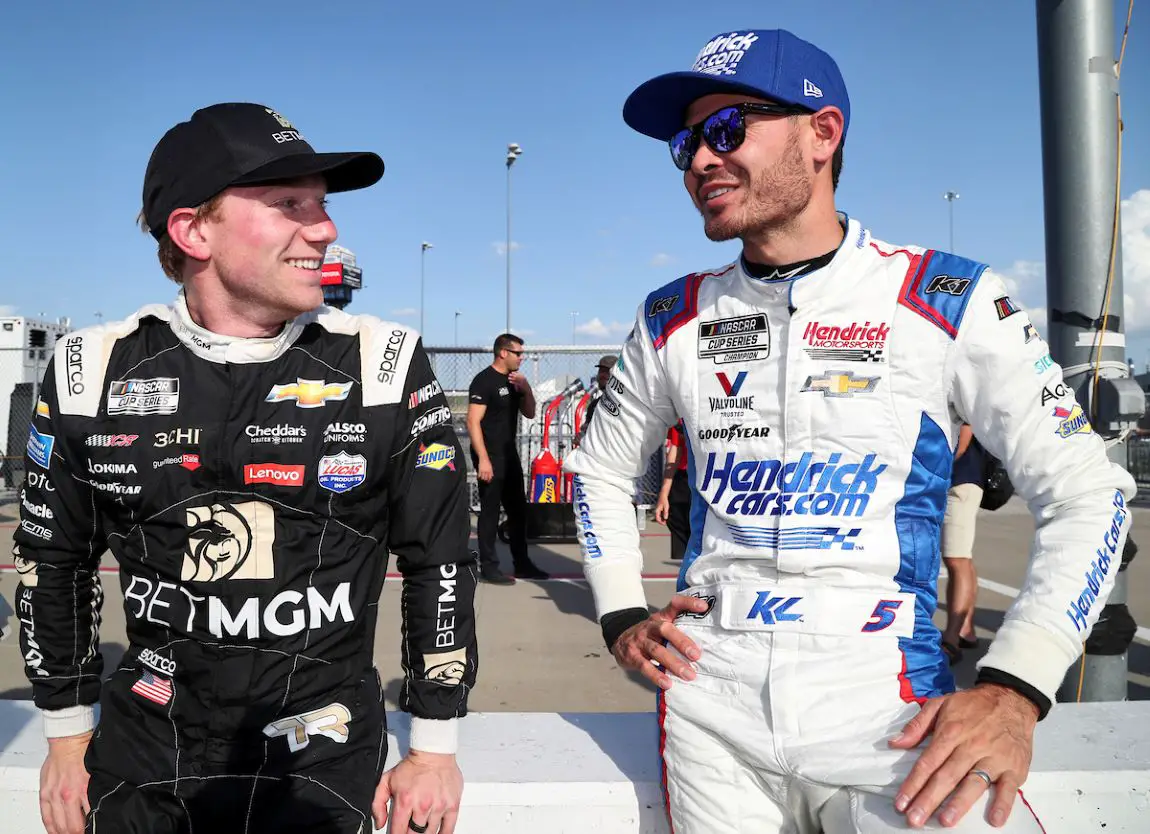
[454,310,461,346]
[570,311,579,344]
[505,142,522,333]
[943,191,960,251]
[420,242,433,335]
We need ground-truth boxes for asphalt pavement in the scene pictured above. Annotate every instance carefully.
[2,495,1148,708]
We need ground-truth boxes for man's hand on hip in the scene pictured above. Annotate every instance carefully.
[373,750,463,834]
[611,595,710,690]
[40,732,92,834]
[889,683,1039,829]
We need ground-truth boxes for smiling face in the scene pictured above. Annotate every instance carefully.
[682,94,813,243]
[198,176,338,320]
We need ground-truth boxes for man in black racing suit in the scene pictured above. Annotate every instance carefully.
[14,102,477,834]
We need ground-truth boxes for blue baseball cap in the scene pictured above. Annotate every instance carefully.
[623,29,850,141]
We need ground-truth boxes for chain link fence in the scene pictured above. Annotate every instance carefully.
[1,346,49,491]
[427,345,665,512]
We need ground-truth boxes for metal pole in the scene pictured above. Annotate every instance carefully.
[454,311,461,347]
[1036,0,1141,703]
[943,191,959,251]
[420,242,432,336]
[505,143,521,333]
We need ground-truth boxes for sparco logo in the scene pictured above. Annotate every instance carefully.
[139,648,176,676]
[324,422,366,443]
[377,329,407,384]
[65,336,84,395]
[697,424,771,442]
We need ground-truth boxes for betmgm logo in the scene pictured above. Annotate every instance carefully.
[183,501,275,582]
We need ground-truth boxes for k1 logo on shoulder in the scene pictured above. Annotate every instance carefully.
[108,378,180,415]
[649,294,678,317]
[698,314,769,364]
[925,275,971,296]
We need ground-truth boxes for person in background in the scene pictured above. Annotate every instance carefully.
[574,354,618,448]
[654,421,691,561]
[467,333,549,583]
[941,424,987,663]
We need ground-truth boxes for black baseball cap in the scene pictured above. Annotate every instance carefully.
[142,102,385,240]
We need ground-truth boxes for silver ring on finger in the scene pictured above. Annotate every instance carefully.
[969,768,994,788]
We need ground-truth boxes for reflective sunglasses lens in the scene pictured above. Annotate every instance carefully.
[703,107,746,154]
[669,127,696,171]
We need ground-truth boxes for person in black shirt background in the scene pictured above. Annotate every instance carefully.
[466,333,549,583]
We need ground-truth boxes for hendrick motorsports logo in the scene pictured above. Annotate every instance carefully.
[701,451,885,517]
[802,320,888,363]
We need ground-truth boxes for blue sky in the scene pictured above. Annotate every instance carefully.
[2,1,1148,359]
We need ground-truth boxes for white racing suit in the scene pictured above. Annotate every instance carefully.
[564,216,1134,832]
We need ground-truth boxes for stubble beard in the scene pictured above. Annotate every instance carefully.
[700,129,812,243]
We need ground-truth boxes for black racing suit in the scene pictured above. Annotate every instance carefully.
[14,295,477,831]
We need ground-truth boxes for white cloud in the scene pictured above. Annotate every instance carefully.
[492,241,522,256]
[574,317,631,339]
[391,307,417,317]
[993,188,1150,338]
[650,253,676,268]
[1120,189,1150,334]
[997,259,1048,332]
[0,305,16,316]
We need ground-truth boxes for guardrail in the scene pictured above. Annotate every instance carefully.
[1,701,1148,832]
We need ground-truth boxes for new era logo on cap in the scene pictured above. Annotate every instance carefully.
[803,79,824,98]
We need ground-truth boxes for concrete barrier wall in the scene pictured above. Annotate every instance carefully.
[2,700,1149,832]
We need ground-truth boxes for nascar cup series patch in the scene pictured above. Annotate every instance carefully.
[318,452,367,493]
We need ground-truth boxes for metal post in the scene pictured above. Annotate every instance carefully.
[1037,0,1141,703]
[454,311,461,347]
[505,143,522,333]
[420,242,433,335]
[943,191,960,251]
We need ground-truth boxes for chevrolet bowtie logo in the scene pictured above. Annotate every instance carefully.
[265,379,354,408]
[800,371,880,398]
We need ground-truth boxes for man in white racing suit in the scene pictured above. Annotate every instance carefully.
[564,27,1134,833]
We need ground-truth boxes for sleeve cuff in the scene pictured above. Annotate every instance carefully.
[409,717,459,755]
[600,607,651,652]
[976,668,1052,720]
[42,705,97,739]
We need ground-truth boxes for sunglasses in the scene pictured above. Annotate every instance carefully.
[669,102,812,171]
[504,348,525,356]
